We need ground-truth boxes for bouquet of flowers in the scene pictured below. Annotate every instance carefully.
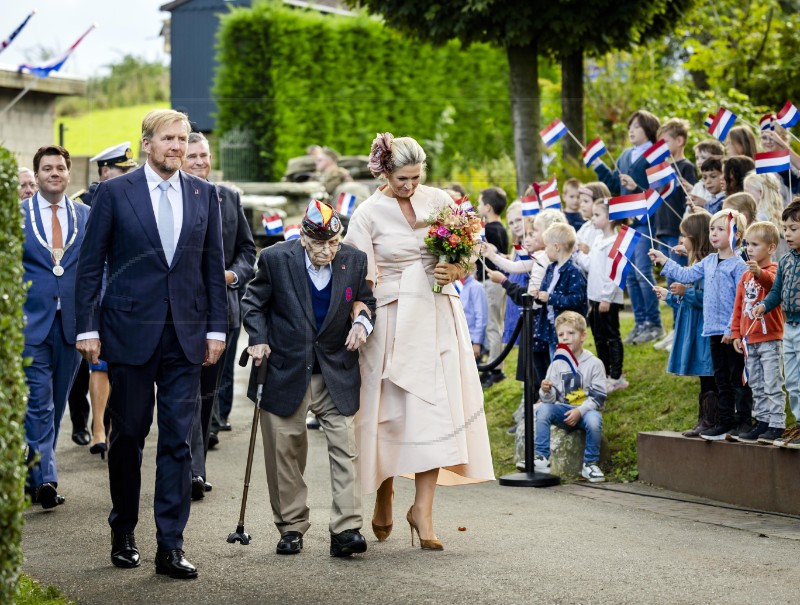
[424,202,484,293]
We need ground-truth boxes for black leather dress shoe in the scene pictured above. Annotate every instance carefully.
[204,481,213,492]
[111,531,140,568]
[72,428,91,446]
[191,476,205,501]
[330,529,367,557]
[218,419,232,432]
[36,483,65,509]
[208,432,219,449]
[276,531,303,555]
[155,548,197,579]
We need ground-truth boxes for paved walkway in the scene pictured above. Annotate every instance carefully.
[22,353,800,605]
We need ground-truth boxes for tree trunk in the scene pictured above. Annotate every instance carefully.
[506,42,541,196]
[561,48,584,164]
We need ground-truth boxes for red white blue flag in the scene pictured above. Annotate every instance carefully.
[456,196,473,212]
[284,223,301,240]
[521,195,540,217]
[707,107,737,142]
[540,189,561,211]
[703,114,714,129]
[609,193,647,221]
[1,10,35,55]
[540,175,558,196]
[19,24,96,78]
[644,139,670,165]
[660,180,676,199]
[262,213,283,235]
[741,336,750,385]
[646,161,677,190]
[553,343,579,375]
[540,119,569,148]
[755,150,791,174]
[608,224,642,261]
[644,188,665,218]
[582,137,607,167]
[727,211,737,251]
[777,101,800,128]
[335,192,356,216]
[609,251,632,289]
[760,114,776,131]
[513,243,531,261]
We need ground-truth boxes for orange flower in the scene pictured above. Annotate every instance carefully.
[448,234,461,246]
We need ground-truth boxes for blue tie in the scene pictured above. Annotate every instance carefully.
[157,181,174,265]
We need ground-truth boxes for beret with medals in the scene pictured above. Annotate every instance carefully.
[89,141,138,168]
[301,199,342,241]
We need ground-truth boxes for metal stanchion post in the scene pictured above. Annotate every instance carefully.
[499,293,561,487]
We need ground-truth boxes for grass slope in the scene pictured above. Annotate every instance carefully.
[15,575,71,605]
[54,104,168,157]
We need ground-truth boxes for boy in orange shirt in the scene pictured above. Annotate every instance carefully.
[732,222,785,443]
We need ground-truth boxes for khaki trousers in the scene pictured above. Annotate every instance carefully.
[484,279,507,370]
[260,374,362,536]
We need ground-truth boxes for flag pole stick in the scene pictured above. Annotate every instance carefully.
[789,166,793,206]
[605,148,620,172]
[646,214,656,266]
[787,131,800,145]
[617,250,656,289]
[566,130,586,151]
[0,82,34,116]
[639,231,676,251]
[668,152,694,198]
[738,117,760,131]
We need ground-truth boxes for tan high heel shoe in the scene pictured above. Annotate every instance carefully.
[371,521,393,542]
[406,507,443,551]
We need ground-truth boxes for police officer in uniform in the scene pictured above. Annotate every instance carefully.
[73,141,139,206]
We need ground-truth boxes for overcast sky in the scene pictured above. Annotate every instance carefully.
[1,1,169,77]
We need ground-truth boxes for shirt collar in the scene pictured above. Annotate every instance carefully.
[633,141,651,155]
[304,251,331,273]
[144,161,181,191]
[36,192,66,209]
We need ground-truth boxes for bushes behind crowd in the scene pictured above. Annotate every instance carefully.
[0,146,28,602]
[214,2,512,181]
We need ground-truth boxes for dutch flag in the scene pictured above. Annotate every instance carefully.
[540,189,561,211]
[644,188,665,218]
[540,119,569,148]
[521,195,540,217]
[609,251,633,290]
[284,224,301,240]
[703,114,714,129]
[336,192,357,216]
[644,139,670,165]
[741,336,750,385]
[552,343,579,375]
[660,180,676,199]
[777,101,800,128]
[727,211,737,252]
[646,161,677,190]
[760,114,776,131]
[457,196,473,212]
[755,150,791,174]
[708,107,737,142]
[514,243,531,261]
[582,137,607,167]
[540,175,558,196]
[19,24,96,78]
[262,214,283,236]
[609,193,648,221]
[608,224,642,261]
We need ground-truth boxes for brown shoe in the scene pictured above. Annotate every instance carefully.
[774,426,800,447]
[683,419,713,438]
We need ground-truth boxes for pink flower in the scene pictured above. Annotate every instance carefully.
[368,132,394,177]
[436,226,451,238]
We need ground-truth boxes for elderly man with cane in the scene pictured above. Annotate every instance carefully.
[240,199,375,557]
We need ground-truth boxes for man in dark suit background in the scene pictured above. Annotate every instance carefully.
[75,109,227,579]
[241,200,374,558]
[21,145,90,509]
[182,131,256,499]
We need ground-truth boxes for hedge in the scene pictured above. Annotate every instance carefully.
[214,1,513,181]
[0,147,28,602]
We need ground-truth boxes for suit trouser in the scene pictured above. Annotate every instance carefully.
[190,356,225,479]
[484,280,506,372]
[23,313,82,488]
[215,325,241,422]
[67,359,90,432]
[106,317,200,550]
[260,374,362,536]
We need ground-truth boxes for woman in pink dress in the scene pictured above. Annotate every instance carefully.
[344,133,494,550]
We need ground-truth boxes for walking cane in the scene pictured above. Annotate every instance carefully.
[227,349,268,545]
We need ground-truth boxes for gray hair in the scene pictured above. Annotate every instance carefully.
[188,132,208,145]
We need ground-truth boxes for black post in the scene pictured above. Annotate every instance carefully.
[58,123,66,147]
[499,293,560,487]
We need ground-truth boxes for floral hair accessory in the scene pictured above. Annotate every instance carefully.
[368,132,394,177]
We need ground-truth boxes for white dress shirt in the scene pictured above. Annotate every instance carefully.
[37,193,68,310]
[305,251,372,336]
[144,162,183,248]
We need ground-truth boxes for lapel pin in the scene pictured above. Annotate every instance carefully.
[345,287,353,302]
[194,187,199,195]
[341,264,346,270]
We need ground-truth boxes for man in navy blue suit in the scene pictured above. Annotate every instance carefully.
[21,145,89,509]
[75,109,227,580]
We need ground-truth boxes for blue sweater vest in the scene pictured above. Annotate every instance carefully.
[307,274,333,373]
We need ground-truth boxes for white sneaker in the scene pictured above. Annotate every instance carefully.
[581,463,605,483]
[653,330,674,350]
[533,454,551,474]
[607,375,629,393]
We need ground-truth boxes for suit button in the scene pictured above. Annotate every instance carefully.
[315,340,319,345]
[163,297,169,303]
[306,365,312,371]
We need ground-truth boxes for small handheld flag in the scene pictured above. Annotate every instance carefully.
[457,196,473,212]
[540,175,558,196]
[609,251,632,289]
[1,10,35,55]
[760,114,776,131]
[540,119,569,148]
[553,343,579,375]
[644,139,670,166]
[741,336,750,385]
[776,101,800,128]
[540,189,561,211]
[284,224,301,240]
[513,243,531,261]
[646,161,677,190]
[608,224,642,261]
[521,195,540,217]
[727,211,737,251]
[708,107,737,142]
[19,24,96,78]
[262,213,283,236]
[659,180,676,199]
[703,114,714,129]
[644,188,665,218]
[608,193,648,221]
[582,137,607,167]
[335,192,356,216]
[755,150,791,174]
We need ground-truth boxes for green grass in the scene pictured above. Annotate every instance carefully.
[54,103,168,157]
[15,574,71,605]
[485,307,699,481]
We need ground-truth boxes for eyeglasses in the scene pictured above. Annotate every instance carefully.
[306,239,342,252]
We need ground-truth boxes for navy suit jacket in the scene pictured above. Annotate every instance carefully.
[74,166,228,365]
[22,194,90,345]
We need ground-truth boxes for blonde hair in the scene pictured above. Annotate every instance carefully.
[710,208,746,246]
[391,136,426,172]
[543,222,576,252]
[723,193,756,229]
[745,221,780,246]
[142,109,191,141]
[555,310,587,333]
[535,208,567,231]
[744,172,784,232]
[506,200,522,215]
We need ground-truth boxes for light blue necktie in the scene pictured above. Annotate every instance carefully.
[157,181,174,265]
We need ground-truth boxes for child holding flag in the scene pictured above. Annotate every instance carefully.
[686,140,725,205]
[650,210,751,441]
[535,311,608,483]
[730,222,785,443]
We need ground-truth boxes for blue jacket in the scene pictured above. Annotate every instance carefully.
[534,259,588,346]
[594,147,651,230]
[666,278,713,376]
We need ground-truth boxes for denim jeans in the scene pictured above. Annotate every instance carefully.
[627,226,662,328]
[746,340,786,428]
[534,403,602,463]
[782,322,800,422]
[659,234,687,324]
